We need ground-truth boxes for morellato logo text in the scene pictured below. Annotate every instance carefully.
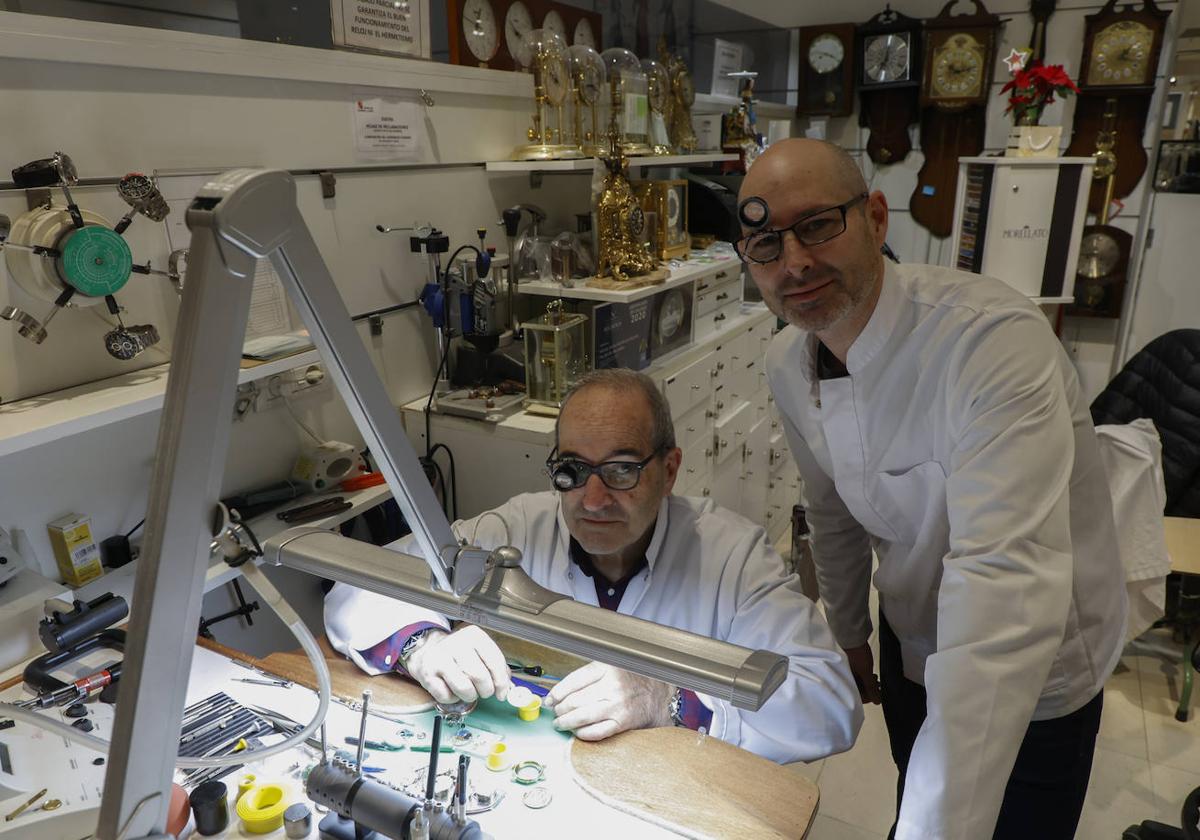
[1002,225,1049,239]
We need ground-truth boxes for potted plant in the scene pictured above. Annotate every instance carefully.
[1001,52,1080,157]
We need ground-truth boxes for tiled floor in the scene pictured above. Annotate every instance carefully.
[774,536,1200,839]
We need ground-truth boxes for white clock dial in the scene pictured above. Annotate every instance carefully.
[542,10,567,45]
[658,290,685,340]
[864,33,910,83]
[808,33,845,75]
[541,52,568,106]
[573,18,595,49]
[462,0,498,63]
[505,1,533,67]
[1078,232,1120,278]
[666,187,681,229]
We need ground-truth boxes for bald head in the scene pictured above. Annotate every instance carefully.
[739,139,867,228]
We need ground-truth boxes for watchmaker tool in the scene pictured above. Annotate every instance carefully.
[2,153,172,354]
[23,592,127,698]
[178,693,274,789]
[16,662,121,709]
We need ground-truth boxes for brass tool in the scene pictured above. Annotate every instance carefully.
[5,788,48,822]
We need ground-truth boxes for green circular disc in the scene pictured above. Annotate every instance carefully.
[60,225,133,297]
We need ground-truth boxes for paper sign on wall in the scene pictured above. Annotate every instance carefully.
[711,39,743,98]
[352,96,427,162]
[331,0,430,58]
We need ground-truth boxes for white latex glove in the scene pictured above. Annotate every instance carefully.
[543,661,674,740]
[404,625,512,705]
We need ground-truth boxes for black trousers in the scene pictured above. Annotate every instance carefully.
[879,612,1104,840]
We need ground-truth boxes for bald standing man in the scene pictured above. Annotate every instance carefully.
[738,139,1126,840]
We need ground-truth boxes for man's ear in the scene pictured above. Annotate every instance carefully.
[662,447,683,495]
[868,190,889,247]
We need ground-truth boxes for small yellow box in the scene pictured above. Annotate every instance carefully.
[47,513,104,587]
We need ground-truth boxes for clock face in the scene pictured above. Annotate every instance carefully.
[542,10,567,45]
[666,186,681,230]
[864,32,910,83]
[625,204,645,238]
[541,52,568,106]
[1088,21,1154,86]
[573,18,596,49]
[808,33,846,74]
[1078,231,1120,278]
[646,67,669,113]
[931,33,984,99]
[504,2,533,68]
[577,62,602,105]
[658,290,685,340]
[462,0,498,63]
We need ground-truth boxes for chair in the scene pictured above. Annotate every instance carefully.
[1092,330,1200,721]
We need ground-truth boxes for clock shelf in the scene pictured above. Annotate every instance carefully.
[485,153,737,173]
[516,253,736,303]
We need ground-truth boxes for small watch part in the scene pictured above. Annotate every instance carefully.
[72,718,94,732]
[522,786,552,809]
[511,760,546,785]
[283,802,312,838]
[65,703,88,718]
[0,305,48,344]
[40,799,62,812]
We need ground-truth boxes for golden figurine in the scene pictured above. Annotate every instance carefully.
[595,108,658,282]
[659,40,698,154]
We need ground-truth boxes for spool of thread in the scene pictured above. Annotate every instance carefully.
[188,780,230,837]
[237,773,257,803]
[236,782,289,834]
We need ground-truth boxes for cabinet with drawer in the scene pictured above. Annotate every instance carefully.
[662,350,714,419]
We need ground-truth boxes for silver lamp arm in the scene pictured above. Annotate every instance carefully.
[95,170,786,840]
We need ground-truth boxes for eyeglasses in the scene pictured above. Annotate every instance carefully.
[545,448,664,492]
[734,192,869,265]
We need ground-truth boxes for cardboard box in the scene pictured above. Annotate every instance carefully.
[47,513,103,588]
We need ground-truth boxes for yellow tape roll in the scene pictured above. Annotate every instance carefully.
[235,782,289,834]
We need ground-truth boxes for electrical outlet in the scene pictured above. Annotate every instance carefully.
[265,363,326,402]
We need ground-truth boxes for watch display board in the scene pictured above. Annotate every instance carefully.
[331,0,432,59]
[797,23,857,117]
[447,0,600,71]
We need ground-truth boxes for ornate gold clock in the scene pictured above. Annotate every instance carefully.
[659,42,697,154]
[595,118,657,281]
[1067,0,1170,214]
[910,0,1000,237]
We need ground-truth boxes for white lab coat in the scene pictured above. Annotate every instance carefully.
[765,262,1127,840]
[326,492,864,764]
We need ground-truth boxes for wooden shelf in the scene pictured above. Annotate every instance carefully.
[0,348,320,459]
[485,153,737,174]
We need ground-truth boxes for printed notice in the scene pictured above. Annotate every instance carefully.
[352,96,427,161]
[331,0,427,58]
[711,39,743,98]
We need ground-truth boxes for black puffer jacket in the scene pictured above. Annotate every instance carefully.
[1091,329,1200,517]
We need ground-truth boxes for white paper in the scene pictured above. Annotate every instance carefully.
[246,260,293,339]
[331,0,426,57]
[352,96,427,162]
[623,93,648,137]
[711,39,743,98]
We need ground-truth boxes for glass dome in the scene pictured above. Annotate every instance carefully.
[599,47,650,153]
[517,27,567,70]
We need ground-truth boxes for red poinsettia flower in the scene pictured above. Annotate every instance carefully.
[1000,59,1080,124]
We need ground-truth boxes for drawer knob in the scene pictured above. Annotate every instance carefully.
[706,410,716,418]
[714,313,727,322]
[716,362,725,370]
[705,448,712,457]
[686,467,696,474]
[715,271,728,280]
[691,384,701,390]
[716,292,728,301]
[720,439,728,448]
[716,401,724,410]
[686,426,696,432]
[702,488,711,497]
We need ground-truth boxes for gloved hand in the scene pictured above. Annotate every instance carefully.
[404,625,512,705]
[542,661,674,740]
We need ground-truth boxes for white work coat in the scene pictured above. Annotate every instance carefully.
[326,492,864,764]
[766,262,1127,840]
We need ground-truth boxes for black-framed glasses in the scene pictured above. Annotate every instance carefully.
[734,192,869,265]
[545,447,664,492]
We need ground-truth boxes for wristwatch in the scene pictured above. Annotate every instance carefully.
[398,627,439,671]
[117,173,171,222]
[103,324,160,360]
[668,686,684,726]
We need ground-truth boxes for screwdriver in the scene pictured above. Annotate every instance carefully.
[18,664,122,709]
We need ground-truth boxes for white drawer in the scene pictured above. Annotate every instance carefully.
[675,398,713,454]
[724,361,758,407]
[677,434,713,496]
[662,351,714,419]
[694,266,737,296]
[695,278,739,317]
[695,298,741,342]
[713,400,753,465]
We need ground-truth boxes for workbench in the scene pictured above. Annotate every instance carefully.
[0,633,818,839]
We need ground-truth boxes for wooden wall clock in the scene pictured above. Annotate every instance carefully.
[447,0,601,71]
[797,23,857,118]
[1065,0,1170,215]
[909,0,1001,238]
[856,7,923,165]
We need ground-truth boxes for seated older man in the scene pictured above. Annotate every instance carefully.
[326,368,862,762]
